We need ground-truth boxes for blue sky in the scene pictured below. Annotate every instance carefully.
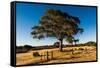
[16,3,97,46]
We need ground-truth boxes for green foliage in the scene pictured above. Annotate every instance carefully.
[31,9,83,51]
[85,41,96,46]
[73,39,79,42]
[66,36,74,44]
[31,9,83,40]
[53,42,60,47]
[73,39,79,45]
[16,45,32,53]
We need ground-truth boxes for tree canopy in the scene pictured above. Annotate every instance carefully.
[31,9,83,51]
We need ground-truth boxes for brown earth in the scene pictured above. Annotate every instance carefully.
[16,46,96,66]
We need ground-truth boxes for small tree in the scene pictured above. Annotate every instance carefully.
[53,42,60,47]
[73,39,79,45]
[66,36,74,54]
[66,36,74,45]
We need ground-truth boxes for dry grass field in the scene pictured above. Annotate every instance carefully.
[16,46,96,66]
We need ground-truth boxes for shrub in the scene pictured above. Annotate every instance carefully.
[33,52,40,57]
[79,48,84,50]
[53,42,60,47]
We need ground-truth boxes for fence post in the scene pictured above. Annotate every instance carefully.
[41,54,42,61]
[51,51,53,59]
[46,51,49,61]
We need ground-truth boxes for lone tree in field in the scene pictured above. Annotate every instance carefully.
[31,9,83,51]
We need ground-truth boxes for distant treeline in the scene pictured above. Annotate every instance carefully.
[16,41,96,53]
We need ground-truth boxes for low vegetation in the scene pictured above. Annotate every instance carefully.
[16,41,96,53]
[16,44,96,66]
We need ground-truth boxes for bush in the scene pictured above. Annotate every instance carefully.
[33,52,40,57]
[16,46,29,53]
[79,48,84,50]
[53,42,60,47]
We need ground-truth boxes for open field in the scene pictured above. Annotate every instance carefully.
[16,46,96,66]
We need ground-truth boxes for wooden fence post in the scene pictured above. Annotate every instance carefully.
[41,54,42,61]
[51,51,53,59]
[46,51,49,61]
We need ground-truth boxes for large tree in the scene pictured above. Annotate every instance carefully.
[31,9,83,51]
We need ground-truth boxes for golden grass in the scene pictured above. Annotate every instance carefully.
[16,46,96,66]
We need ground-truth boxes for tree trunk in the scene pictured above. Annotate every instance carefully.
[59,39,63,52]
